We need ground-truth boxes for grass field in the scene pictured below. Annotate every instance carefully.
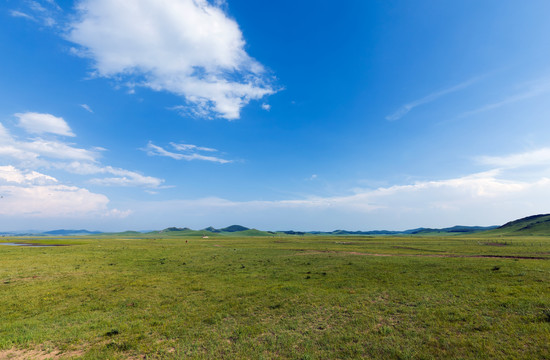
[0,235,548,359]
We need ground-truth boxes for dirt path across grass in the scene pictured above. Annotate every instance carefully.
[296,250,548,260]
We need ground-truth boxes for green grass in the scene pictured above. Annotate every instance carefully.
[0,235,548,359]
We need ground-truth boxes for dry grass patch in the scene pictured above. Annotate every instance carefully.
[0,348,84,360]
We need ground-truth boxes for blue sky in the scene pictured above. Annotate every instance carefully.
[2,0,550,231]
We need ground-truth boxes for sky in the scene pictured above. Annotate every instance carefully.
[2,0,550,231]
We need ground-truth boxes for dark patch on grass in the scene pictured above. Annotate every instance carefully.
[392,245,447,252]
[104,329,120,337]
[105,341,131,351]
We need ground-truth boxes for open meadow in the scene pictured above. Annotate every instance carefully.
[0,234,548,359]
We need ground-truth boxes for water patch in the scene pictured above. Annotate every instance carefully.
[0,242,63,247]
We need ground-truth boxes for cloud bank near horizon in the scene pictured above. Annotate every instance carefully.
[117,148,550,231]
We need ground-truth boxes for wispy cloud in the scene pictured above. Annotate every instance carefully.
[0,113,164,188]
[58,162,164,188]
[144,142,232,164]
[80,104,93,113]
[9,0,60,27]
[10,10,35,21]
[386,76,483,121]
[171,143,217,152]
[67,0,276,120]
[459,79,550,118]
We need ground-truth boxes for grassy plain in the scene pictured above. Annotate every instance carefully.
[0,234,548,359]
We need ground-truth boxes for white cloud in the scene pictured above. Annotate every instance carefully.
[103,208,133,219]
[261,103,271,111]
[0,165,57,185]
[127,147,550,230]
[15,112,75,137]
[144,141,232,164]
[0,121,95,163]
[10,10,35,20]
[67,0,275,120]
[143,142,183,160]
[90,168,164,188]
[386,75,483,121]
[0,165,110,217]
[130,169,548,231]
[171,143,217,152]
[1,115,164,188]
[80,104,93,113]
[23,139,97,161]
[54,162,164,188]
[477,148,550,169]
[10,1,60,27]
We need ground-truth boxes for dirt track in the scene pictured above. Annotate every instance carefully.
[296,250,548,260]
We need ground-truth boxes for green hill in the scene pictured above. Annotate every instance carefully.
[484,214,550,235]
[407,225,498,235]
[158,227,218,237]
[219,225,250,232]
[222,229,273,237]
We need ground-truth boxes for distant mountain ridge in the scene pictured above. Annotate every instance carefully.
[2,216,548,236]
[43,229,103,235]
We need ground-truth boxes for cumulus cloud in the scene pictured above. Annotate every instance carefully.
[0,165,110,217]
[15,112,75,137]
[0,165,57,185]
[67,0,275,119]
[144,141,232,164]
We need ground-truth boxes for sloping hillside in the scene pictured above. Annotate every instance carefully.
[484,214,550,235]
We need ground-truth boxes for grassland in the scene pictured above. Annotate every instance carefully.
[0,234,548,359]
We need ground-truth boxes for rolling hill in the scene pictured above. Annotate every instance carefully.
[484,213,550,235]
